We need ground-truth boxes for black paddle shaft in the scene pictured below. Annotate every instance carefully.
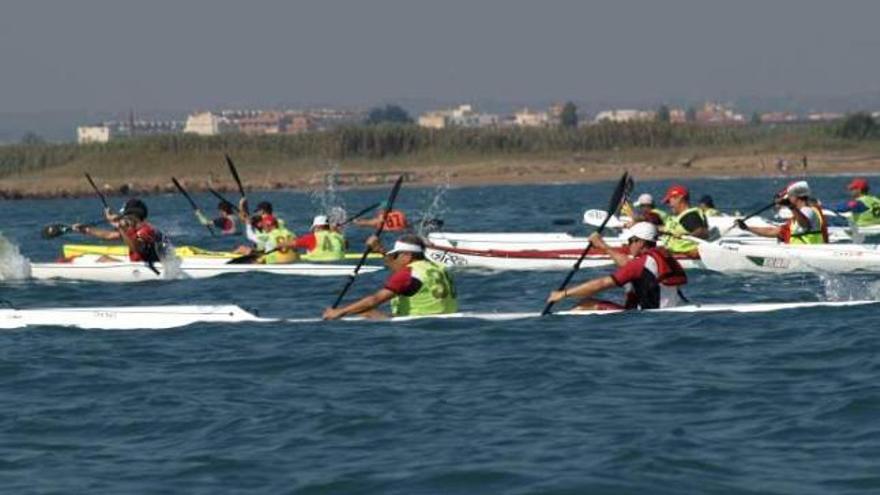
[225,154,247,198]
[172,177,216,236]
[332,176,405,309]
[84,173,109,209]
[542,172,630,316]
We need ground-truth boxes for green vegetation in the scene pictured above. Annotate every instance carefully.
[560,102,578,128]
[365,105,413,125]
[0,121,877,180]
[656,105,671,123]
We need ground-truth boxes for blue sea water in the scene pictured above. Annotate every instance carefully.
[1,175,880,494]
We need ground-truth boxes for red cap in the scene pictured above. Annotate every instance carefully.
[848,178,869,191]
[258,214,278,230]
[662,184,689,203]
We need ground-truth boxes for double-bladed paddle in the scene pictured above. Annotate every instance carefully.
[331,176,404,309]
[542,172,630,316]
[171,177,216,236]
[84,173,160,275]
[225,154,248,214]
[725,202,777,236]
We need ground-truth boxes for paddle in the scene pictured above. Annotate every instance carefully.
[331,175,405,309]
[225,154,248,214]
[84,173,160,275]
[41,222,98,239]
[172,177,216,236]
[725,202,777,236]
[207,186,235,207]
[226,202,385,265]
[542,172,630,316]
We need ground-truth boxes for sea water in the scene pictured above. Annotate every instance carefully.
[1,176,879,494]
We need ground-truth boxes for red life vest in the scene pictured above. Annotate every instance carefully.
[646,247,687,286]
[384,210,407,231]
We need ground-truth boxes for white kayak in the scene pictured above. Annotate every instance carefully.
[288,300,879,322]
[698,240,880,274]
[28,255,382,283]
[425,244,705,271]
[0,305,269,330]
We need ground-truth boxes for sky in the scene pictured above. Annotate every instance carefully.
[2,0,880,114]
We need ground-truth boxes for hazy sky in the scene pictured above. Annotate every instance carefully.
[2,0,880,113]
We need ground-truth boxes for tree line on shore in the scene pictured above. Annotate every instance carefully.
[0,114,878,179]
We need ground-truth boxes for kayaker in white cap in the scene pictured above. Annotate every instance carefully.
[736,180,828,244]
[323,234,458,320]
[287,215,347,261]
[627,193,667,227]
[546,221,688,310]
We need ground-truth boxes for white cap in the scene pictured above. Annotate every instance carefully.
[784,180,811,198]
[386,240,424,255]
[633,193,654,207]
[311,215,329,227]
[621,221,658,242]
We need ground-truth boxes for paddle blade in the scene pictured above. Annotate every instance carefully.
[41,224,70,239]
[225,154,246,197]
[227,253,261,264]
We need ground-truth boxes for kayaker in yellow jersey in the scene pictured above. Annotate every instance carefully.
[659,185,709,257]
[698,195,721,217]
[235,198,298,263]
[832,178,880,227]
[291,215,347,261]
[626,193,666,227]
[735,180,828,244]
[322,234,458,320]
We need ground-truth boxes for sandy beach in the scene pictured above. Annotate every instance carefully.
[1,150,879,200]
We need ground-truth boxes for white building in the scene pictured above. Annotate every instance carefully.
[418,104,499,129]
[184,111,234,135]
[514,108,550,127]
[77,125,113,144]
[594,109,656,123]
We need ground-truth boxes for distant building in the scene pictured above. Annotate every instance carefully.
[669,108,687,124]
[695,102,745,124]
[807,112,845,122]
[418,104,499,129]
[514,108,550,127]
[760,112,800,124]
[185,112,234,135]
[594,109,655,123]
[77,125,114,144]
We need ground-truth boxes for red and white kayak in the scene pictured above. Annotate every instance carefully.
[28,255,382,283]
[424,243,704,271]
[697,240,880,274]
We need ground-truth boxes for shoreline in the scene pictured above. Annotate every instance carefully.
[2,151,880,200]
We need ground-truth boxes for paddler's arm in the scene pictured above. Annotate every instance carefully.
[735,219,780,238]
[589,232,630,267]
[547,276,617,304]
[72,224,121,241]
[365,235,386,255]
[194,209,211,226]
[354,217,382,229]
[323,288,395,320]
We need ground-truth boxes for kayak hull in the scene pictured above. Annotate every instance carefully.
[698,241,880,274]
[62,244,382,261]
[30,255,382,283]
[0,305,270,330]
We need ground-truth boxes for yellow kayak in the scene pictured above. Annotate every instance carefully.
[62,244,382,261]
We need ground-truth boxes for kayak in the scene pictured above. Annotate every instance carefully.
[697,240,880,274]
[28,255,383,283]
[424,244,705,271]
[61,244,382,261]
[287,300,879,322]
[0,305,269,330]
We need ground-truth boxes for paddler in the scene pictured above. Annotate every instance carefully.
[626,193,667,226]
[735,180,828,244]
[195,200,239,235]
[354,201,408,232]
[322,234,458,320]
[698,195,721,217]
[72,198,166,262]
[659,184,709,257]
[236,199,298,263]
[290,215,347,261]
[546,222,687,310]
[832,178,880,227]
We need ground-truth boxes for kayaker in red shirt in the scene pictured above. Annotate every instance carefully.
[546,222,688,310]
[354,201,408,232]
[72,199,165,262]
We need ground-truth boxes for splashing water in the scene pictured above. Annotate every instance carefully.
[308,162,346,221]
[415,172,451,236]
[819,272,880,301]
[158,240,187,280]
[0,232,32,280]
